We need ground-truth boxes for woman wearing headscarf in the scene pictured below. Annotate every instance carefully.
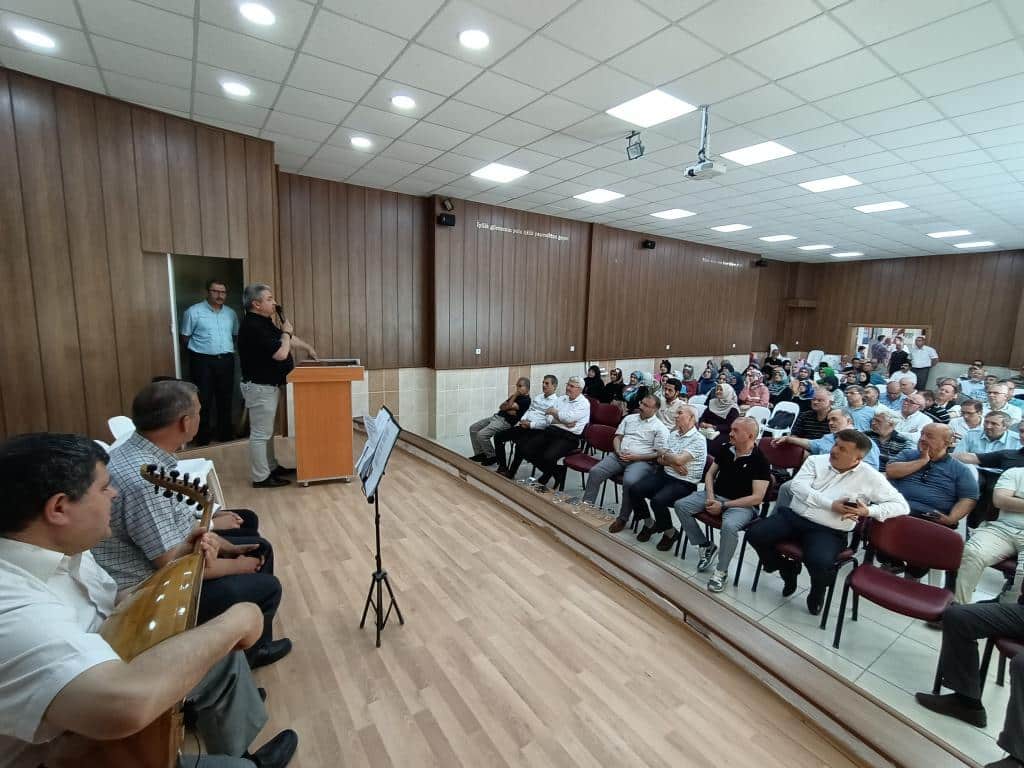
[768,367,792,406]
[604,367,625,404]
[697,367,716,396]
[655,359,672,385]
[763,345,785,374]
[583,365,606,401]
[622,371,649,412]
[679,364,698,397]
[739,369,770,410]
[795,379,816,412]
[700,383,740,458]
[719,361,743,393]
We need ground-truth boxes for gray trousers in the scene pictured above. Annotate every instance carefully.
[469,414,509,457]
[240,382,280,482]
[938,603,1024,760]
[774,480,792,512]
[583,454,657,521]
[676,493,756,573]
[912,366,931,389]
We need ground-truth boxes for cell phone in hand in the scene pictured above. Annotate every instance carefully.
[919,510,942,521]
[842,500,858,507]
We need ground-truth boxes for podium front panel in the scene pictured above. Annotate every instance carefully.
[288,365,362,482]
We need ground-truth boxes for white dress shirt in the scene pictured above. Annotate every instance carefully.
[520,392,559,429]
[788,454,910,531]
[0,538,121,768]
[616,413,668,455]
[983,401,1023,423]
[950,418,982,442]
[549,394,590,435]
[896,410,931,438]
[888,370,917,385]
[909,345,938,367]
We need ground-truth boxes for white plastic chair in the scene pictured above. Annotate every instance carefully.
[690,394,707,407]
[806,349,825,369]
[763,401,801,438]
[107,415,135,449]
[745,406,771,436]
[176,458,225,507]
[94,439,111,452]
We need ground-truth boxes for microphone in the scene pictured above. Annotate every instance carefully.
[275,303,287,323]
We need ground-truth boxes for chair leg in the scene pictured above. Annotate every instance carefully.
[614,484,619,503]
[751,559,763,592]
[979,638,996,696]
[599,483,606,506]
[832,582,853,649]
[733,536,748,587]
[819,583,834,631]
[851,591,860,622]
[680,534,689,559]
[997,652,1008,687]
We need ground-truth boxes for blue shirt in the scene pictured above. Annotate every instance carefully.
[847,405,875,432]
[181,301,239,355]
[890,449,979,515]
[868,372,886,385]
[808,432,881,469]
[959,378,987,401]
[961,430,1021,456]
[878,393,905,410]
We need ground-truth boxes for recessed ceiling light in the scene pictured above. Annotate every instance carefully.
[220,80,251,98]
[711,224,750,232]
[651,208,696,220]
[350,136,373,149]
[854,200,908,213]
[239,2,276,25]
[721,141,795,166]
[391,95,416,110]
[760,234,796,242]
[798,244,832,251]
[606,89,697,128]
[954,241,995,249]
[832,252,863,257]
[459,29,490,49]
[574,189,624,204]
[12,27,56,50]
[927,229,971,238]
[798,175,861,193]
[471,162,529,183]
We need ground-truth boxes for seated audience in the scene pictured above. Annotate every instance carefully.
[878,380,906,411]
[697,367,717,396]
[656,377,687,427]
[749,430,909,615]
[0,433,298,768]
[896,392,932,440]
[921,389,951,424]
[956,420,1024,527]
[986,382,1023,423]
[864,384,881,408]
[676,417,770,594]
[582,365,606,401]
[899,375,919,398]
[679,364,699,397]
[719,361,743,392]
[958,412,1021,460]
[887,336,909,375]
[768,367,793,405]
[654,359,672,386]
[960,365,989,402]
[604,368,625,404]
[861,361,886,385]
[1013,363,1024,387]
[92,381,290,670]
[915,601,1023,768]
[934,380,962,419]
[739,369,770,410]
[886,424,978,528]
[843,385,875,431]
[775,408,881,469]
[763,345,786,373]
[700,383,740,458]
[496,375,559,477]
[819,374,846,409]
[888,362,916,386]
[622,371,650,412]
[866,410,912,471]
[792,390,833,440]
[629,405,707,549]
[583,395,667,530]
[519,376,590,490]
[951,399,985,443]
[795,379,816,412]
[468,377,531,466]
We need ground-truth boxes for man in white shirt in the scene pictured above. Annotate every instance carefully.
[656,377,687,427]
[522,376,591,490]
[985,382,1023,423]
[887,362,917,387]
[496,374,559,478]
[747,430,909,616]
[960,366,989,402]
[909,335,939,389]
[587,395,667,529]
[0,433,298,768]
[896,392,932,439]
[629,404,707,550]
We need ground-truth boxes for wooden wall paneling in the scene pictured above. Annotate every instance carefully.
[396,194,413,366]
[245,138,275,283]
[499,207,516,365]
[448,201,465,367]
[1010,279,1024,368]
[275,171,294,318]
[131,107,172,253]
[0,71,47,434]
[143,252,175,376]
[475,206,492,367]
[95,98,152,411]
[328,182,351,359]
[364,188,383,369]
[461,202,478,367]
[224,133,249,261]
[433,198,450,368]
[413,198,430,367]
[55,87,123,438]
[196,126,229,258]
[380,190,398,369]
[486,208,503,369]
[347,187,368,365]
[164,118,203,255]
[10,74,88,435]
[288,174,312,343]
[583,224,606,358]
[309,178,333,356]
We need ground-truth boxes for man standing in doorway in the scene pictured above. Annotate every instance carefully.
[181,279,239,446]
[910,335,939,390]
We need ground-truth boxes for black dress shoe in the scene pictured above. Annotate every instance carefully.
[253,475,290,488]
[468,453,486,462]
[915,692,987,727]
[636,526,654,543]
[271,465,296,477]
[248,638,293,670]
[806,593,823,616]
[781,568,799,598]
[480,455,498,467]
[552,465,567,489]
[245,729,298,768]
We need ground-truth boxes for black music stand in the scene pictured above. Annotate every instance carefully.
[356,407,405,647]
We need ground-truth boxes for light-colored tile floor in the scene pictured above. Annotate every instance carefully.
[437,434,1018,765]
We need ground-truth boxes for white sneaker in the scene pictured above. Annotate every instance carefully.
[697,543,718,572]
[708,570,727,593]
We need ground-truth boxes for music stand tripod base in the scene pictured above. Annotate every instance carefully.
[359,492,404,647]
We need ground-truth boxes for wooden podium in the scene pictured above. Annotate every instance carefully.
[287,363,364,484]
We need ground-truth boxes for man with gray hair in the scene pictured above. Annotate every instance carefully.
[520,376,590,490]
[237,283,316,488]
[468,377,531,466]
[865,409,911,471]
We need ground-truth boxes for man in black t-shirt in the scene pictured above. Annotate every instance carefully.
[792,390,832,440]
[468,378,532,466]
[237,283,316,488]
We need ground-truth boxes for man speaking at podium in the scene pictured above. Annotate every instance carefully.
[238,284,316,489]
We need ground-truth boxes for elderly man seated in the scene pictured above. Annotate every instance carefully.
[468,377,531,466]
[896,392,931,440]
[774,408,881,469]
[878,380,906,411]
[843,385,875,431]
[519,375,590,491]
[496,374,558,478]
[866,409,912,471]
[629,404,707,550]
[748,430,909,615]
[792,390,833,440]
[959,365,989,402]
[959,412,1021,461]
[956,421,1024,529]
[986,382,1023,423]
[886,424,978,528]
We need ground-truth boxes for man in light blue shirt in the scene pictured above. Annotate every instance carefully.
[181,279,239,445]
[957,412,1021,474]
[843,386,875,432]
[776,408,880,469]
[878,381,905,411]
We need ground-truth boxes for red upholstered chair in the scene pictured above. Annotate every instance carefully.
[991,554,1020,595]
[980,637,1023,694]
[832,515,963,650]
[592,403,624,428]
[563,424,616,498]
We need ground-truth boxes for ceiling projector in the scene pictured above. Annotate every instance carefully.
[684,104,726,181]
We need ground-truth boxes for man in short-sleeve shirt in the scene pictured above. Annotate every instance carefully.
[886,424,978,527]
[909,335,939,389]
[954,466,1024,604]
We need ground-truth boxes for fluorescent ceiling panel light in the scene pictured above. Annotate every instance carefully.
[239,3,275,25]
[798,244,832,251]
[350,136,373,149]
[574,188,624,203]
[471,163,529,183]
[390,95,416,110]
[12,27,56,49]
[798,175,861,192]
[854,200,908,213]
[459,29,490,49]
[606,89,697,128]
[832,252,863,257]
[721,141,795,166]
[759,234,796,242]
[954,241,995,249]
[651,208,696,219]
[220,80,251,98]
[927,229,971,238]
[711,224,750,232]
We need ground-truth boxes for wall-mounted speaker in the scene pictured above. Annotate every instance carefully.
[437,213,456,227]
[753,258,768,267]
[641,239,656,249]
